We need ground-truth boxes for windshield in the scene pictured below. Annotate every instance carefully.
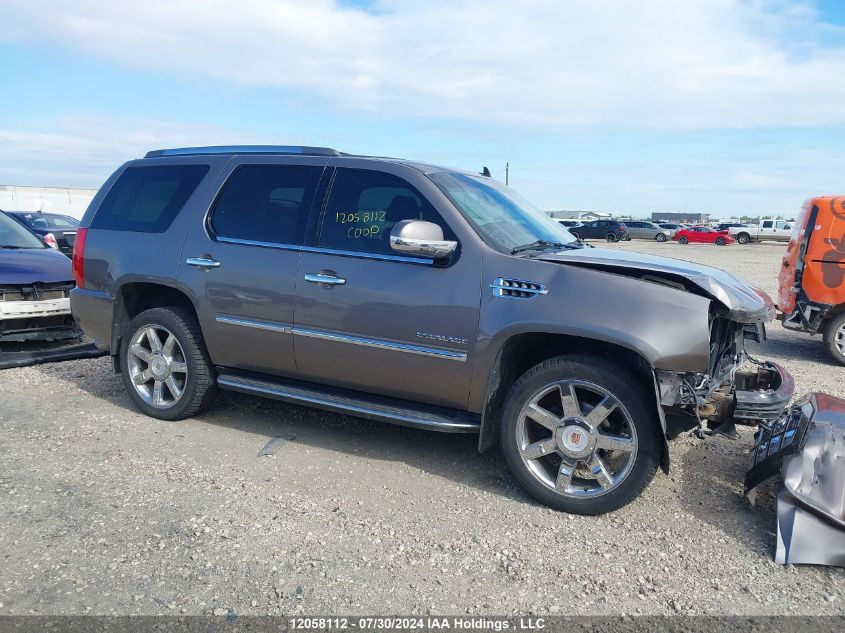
[0,212,47,249]
[428,172,577,253]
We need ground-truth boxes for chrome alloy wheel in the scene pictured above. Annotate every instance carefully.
[127,324,188,409]
[835,322,845,357]
[515,380,638,498]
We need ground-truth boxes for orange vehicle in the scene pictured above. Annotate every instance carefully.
[778,196,845,364]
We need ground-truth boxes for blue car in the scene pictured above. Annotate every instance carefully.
[0,210,79,342]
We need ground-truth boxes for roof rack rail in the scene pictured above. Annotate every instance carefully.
[144,145,341,158]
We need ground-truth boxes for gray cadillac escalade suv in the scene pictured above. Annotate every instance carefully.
[70,145,793,514]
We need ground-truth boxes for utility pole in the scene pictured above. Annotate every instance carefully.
[505,162,509,186]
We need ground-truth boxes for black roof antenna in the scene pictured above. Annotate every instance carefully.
[481,167,492,177]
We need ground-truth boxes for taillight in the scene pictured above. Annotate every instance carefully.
[72,228,88,289]
[43,232,58,249]
[617,225,625,231]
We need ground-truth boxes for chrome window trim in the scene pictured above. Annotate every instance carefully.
[215,314,292,334]
[300,246,433,265]
[215,235,302,252]
[292,326,467,361]
[212,236,433,265]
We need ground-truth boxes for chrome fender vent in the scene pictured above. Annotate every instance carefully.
[490,277,548,298]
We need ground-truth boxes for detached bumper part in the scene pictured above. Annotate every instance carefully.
[746,392,845,567]
[733,362,794,423]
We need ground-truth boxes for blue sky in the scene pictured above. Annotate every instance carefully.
[1,0,845,218]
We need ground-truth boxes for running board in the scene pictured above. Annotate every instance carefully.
[216,371,480,433]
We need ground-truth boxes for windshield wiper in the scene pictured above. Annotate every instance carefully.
[510,240,580,255]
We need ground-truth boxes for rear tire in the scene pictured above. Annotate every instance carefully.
[120,307,218,420]
[715,237,727,246]
[823,312,845,366]
[500,355,661,515]
[737,233,751,244]
[678,236,689,244]
[606,233,618,242]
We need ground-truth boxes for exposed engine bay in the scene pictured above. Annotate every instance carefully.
[655,308,793,437]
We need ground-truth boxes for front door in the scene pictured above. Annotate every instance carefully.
[293,167,480,409]
[180,158,327,377]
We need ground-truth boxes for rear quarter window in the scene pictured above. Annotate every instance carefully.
[91,164,209,233]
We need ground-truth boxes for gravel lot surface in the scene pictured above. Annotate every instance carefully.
[1,240,844,616]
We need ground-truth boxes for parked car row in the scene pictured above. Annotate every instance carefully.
[0,210,80,344]
[559,219,735,245]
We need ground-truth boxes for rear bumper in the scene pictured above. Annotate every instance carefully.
[69,288,113,351]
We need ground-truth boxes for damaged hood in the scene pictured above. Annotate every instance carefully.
[539,247,776,323]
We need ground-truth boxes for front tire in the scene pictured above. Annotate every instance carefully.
[120,307,218,420]
[500,355,661,515]
[655,233,667,242]
[715,236,727,246]
[678,236,689,244]
[823,312,845,366]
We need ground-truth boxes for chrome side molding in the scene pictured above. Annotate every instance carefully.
[215,314,291,333]
[292,326,467,361]
[212,318,468,361]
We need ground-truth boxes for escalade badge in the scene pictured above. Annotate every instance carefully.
[416,331,468,346]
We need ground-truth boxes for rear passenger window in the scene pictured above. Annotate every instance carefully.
[209,165,322,245]
[91,165,209,233]
[319,169,449,255]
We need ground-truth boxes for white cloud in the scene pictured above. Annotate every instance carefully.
[3,0,845,129]
[0,117,260,187]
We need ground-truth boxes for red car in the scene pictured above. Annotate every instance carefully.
[673,225,734,245]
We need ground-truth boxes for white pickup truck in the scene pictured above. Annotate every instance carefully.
[730,220,794,244]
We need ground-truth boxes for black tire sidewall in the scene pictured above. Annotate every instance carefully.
[738,234,749,244]
[823,313,845,366]
[679,236,688,244]
[120,307,210,421]
[716,237,726,246]
[500,355,662,515]
[606,233,617,242]
[656,234,667,242]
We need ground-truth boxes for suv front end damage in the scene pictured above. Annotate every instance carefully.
[655,305,794,436]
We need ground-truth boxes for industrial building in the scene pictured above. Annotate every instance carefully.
[0,184,97,220]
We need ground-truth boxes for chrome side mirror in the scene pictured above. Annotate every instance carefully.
[389,220,457,260]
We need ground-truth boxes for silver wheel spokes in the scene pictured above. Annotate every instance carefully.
[517,380,637,498]
[835,323,845,356]
[127,325,188,409]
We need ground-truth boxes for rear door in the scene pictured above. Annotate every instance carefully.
[292,163,480,409]
[774,220,793,241]
[803,199,845,307]
[179,157,328,377]
[760,220,776,239]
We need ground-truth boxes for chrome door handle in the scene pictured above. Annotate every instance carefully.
[186,257,221,269]
[304,272,346,286]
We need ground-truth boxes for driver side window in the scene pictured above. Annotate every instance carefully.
[319,169,451,256]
